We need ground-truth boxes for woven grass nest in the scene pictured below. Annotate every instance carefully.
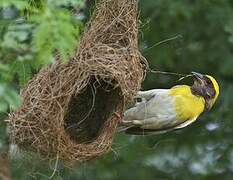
[9,0,146,163]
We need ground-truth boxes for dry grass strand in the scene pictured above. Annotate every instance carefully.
[9,0,146,164]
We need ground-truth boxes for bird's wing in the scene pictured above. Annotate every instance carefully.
[124,89,173,121]
[124,117,197,135]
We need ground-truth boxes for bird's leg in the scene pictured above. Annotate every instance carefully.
[121,120,133,126]
[122,117,166,129]
[122,120,143,126]
[132,120,143,125]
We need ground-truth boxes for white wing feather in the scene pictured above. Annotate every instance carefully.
[124,89,175,121]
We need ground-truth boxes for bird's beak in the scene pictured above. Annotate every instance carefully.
[191,71,204,79]
[191,72,205,85]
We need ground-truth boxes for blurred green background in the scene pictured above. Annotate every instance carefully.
[1,0,233,179]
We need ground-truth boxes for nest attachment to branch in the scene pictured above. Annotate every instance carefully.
[9,0,146,163]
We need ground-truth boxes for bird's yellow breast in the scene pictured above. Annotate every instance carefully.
[169,85,205,121]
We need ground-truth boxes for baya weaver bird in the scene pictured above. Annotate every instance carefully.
[120,72,219,135]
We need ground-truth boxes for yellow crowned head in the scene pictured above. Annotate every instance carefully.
[191,72,220,110]
[206,75,219,104]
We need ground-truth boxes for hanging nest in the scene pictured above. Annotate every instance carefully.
[9,0,146,163]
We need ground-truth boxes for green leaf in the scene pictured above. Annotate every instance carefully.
[31,6,81,64]
[0,83,21,112]
[10,61,32,87]
[0,0,29,9]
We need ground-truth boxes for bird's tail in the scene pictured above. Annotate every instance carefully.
[117,119,178,135]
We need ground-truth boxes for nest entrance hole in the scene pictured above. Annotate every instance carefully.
[64,77,122,144]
